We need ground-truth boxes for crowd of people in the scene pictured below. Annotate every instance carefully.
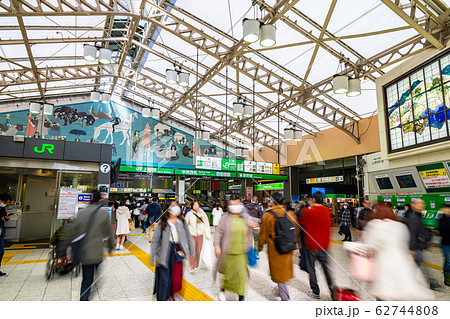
[1,190,449,302]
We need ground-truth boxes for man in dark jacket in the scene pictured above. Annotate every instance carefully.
[0,193,12,277]
[72,190,115,301]
[439,204,450,286]
[356,200,372,231]
[146,198,162,241]
[404,198,439,289]
[245,196,263,256]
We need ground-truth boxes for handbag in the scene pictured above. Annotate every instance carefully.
[129,219,135,231]
[346,243,375,282]
[170,229,184,262]
[247,247,258,267]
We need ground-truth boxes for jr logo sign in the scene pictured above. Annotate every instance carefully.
[34,144,55,154]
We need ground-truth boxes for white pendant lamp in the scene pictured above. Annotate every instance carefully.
[284,127,294,140]
[332,75,349,94]
[166,69,178,84]
[90,91,101,102]
[242,148,249,157]
[235,147,242,157]
[98,48,112,65]
[202,130,210,141]
[346,78,361,97]
[142,108,151,118]
[30,102,41,114]
[260,24,276,47]
[243,104,253,118]
[178,72,190,87]
[233,101,244,116]
[151,108,160,119]
[43,103,53,115]
[293,129,303,141]
[243,19,260,43]
[83,44,97,62]
[101,92,111,103]
[194,130,203,139]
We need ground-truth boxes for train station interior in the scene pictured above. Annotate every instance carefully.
[1,0,450,303]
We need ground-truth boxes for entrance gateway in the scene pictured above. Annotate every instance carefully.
[0,135,112,242]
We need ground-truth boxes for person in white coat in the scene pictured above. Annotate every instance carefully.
[116,201,131,250]
[186,200,211,272]
[362,204,433,301]
[212,202,223,228]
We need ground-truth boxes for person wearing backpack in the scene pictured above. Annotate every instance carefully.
[258,192,298,301]
[300,191,334,300]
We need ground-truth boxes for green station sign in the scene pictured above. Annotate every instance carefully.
[237,172,288,181]
[174,169,236,178]
[255,182,284,191]
[120,165,174,174]
[222,158,244,172]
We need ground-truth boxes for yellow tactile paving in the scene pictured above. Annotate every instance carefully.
[4,253,133,265]
[6,243,48,250]
[123,242,214,301]
[2,250,33,263]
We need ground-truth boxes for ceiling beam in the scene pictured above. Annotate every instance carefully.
[380,0,445,49]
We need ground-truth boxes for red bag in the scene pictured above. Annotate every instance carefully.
[333,287,362,301]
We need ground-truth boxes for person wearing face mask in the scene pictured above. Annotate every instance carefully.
[151,200,195,301]
[340,204,352,242]
[214,197,253,301]
[185,200,211,272]
[0,193,12,277]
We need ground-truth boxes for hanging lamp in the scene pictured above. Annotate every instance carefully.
[260,24,276,47]
[43,103,53,115]
[233,101,244,116]
[284,127,294,140]
[142,108,151,118]
[346,78,361,97]
[242,19,260,43]
[332,75,349,94]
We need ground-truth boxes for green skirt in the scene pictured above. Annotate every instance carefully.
[220,253,248,296]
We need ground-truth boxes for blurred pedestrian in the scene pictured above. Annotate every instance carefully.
[363,204,433,300]
[258,192,297,301]
[439,204,450,286]
[182,201,191,217]
[146,197,162,234]
[151,200,194,301]
[139,198,149,233]
[132,201,141,228]
[72,190,114,301]
[300,192,334,300]
[245,196,264,256]
[404,198,440,289]
[214,197,253,301]
[340,204,352,241]
[115,201,131,250]
[212,202,223,228]
[186,200,211,272]
[0,193,12,277]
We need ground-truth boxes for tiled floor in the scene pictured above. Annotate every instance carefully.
[1,228,449,301]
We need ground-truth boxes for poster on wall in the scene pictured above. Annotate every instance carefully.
[417,163,450,189]
[58,188,82,219]
[98,184,110,199]
[76,193,92,217]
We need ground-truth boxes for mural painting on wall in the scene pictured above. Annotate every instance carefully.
[0,101,229,169]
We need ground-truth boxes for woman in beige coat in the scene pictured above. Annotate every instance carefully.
[186,201,211,272]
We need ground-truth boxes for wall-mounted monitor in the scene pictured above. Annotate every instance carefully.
[375,176,394,190]
[395,174,417,188]
[311,187,326,196]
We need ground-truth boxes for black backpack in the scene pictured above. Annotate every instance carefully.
[267,210,297,254]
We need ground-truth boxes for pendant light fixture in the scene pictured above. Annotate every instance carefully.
[233,101,244,116]
[260,24,276,47]
[235,146,242,157]
[43,103,53,115]
[151,108,160,119]
[194,129,203,140]
[242,18,260,43]
[90,91,101,102]
[346,78,361,97]
[332,75,349,94]
[178,71,190,87]
[83,44,112,64]
[293,129,303,141]
[101,92,111,103]
[243,104,253,118]
[29,102,41,114]
[284,127,294,141]
[202,130,210,141]
[83,44,97,62]
[166,69,178,84]
[242,148,249,157]
[142,108,151,118]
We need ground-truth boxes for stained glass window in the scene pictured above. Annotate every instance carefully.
[385,51,450,152]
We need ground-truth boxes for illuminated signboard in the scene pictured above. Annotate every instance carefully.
[255,183,284,191]
[222,158,244,172]
[257,162,273,174]
[175,169,236,178]
[195,156,222,170]
[306,176,344,184]
[244,160,257,173]
[120,165,174,174]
